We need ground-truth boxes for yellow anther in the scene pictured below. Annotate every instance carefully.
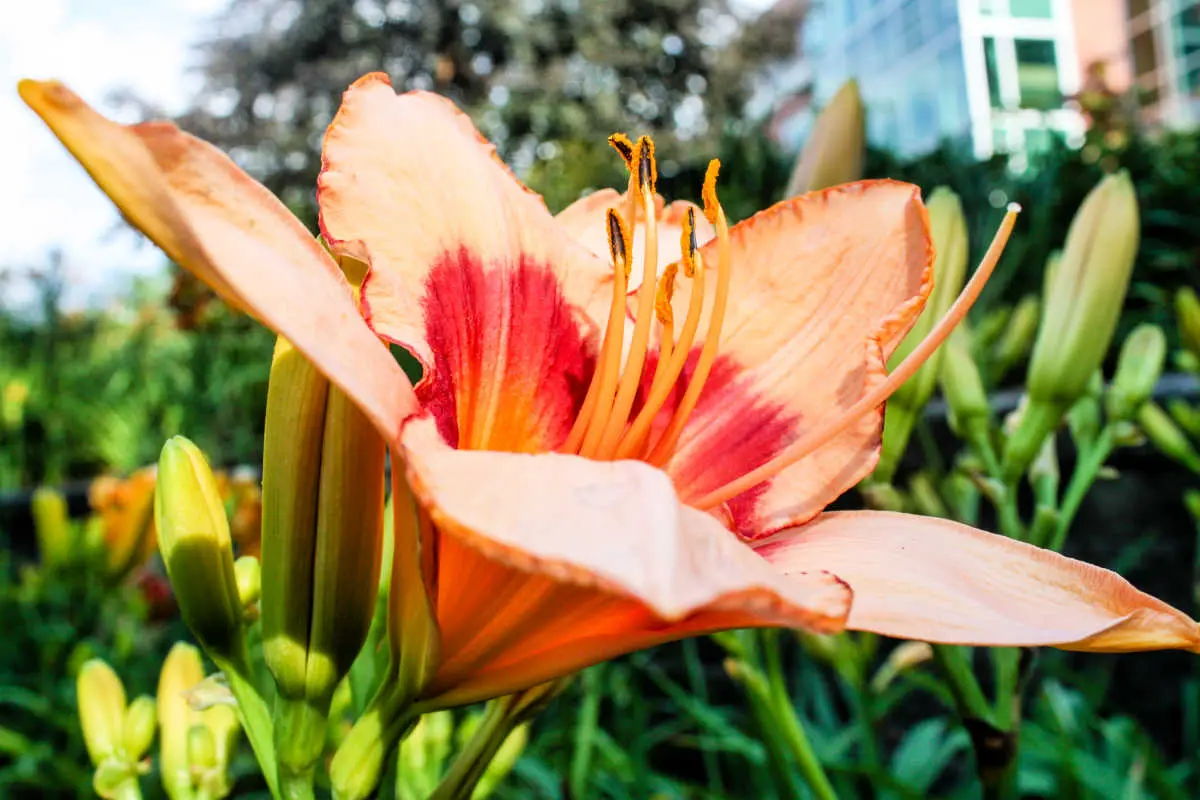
[680,207,699,278]
[608,133,635,170]
[635,136,657,193]
[606,208,631,278]
[655,262,679,327]
[701,160,721,224]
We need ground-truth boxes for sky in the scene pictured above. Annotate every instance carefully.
[1,0,226,310]
[1,0,778,312]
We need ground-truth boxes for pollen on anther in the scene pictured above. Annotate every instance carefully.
[680,207,699,277]
[606,208,630,276]
[608,133,635,170]
[635,136,657,192]
[655,262,679,326]
[701,159,722,224]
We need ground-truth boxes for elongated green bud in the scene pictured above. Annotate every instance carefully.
[121,695,157,762]
[32,487,71,568]
[1107,324,1166,422]
[473,722,528,799]
[1139,401,1200,473]
[786,79,864,196]
[262,337,387,788]
[1176,287,1200,359]
[876,188,968,481]
[78,659,127,765]
[156,438,243,658]
[940,328,990,436]
[1005,173,1140,479]
[992,295,1040,380]
[234,556,261,609]
[159,643,204,800]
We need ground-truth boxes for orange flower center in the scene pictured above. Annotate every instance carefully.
[559,137,733,465]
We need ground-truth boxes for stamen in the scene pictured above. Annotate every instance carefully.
[615,211,706,459]
[646,261,679,399]
[608,133,635,171]
[691,203,1022,511]
[591,138,660,459]
[646,161,731,466]
[560,209,630,455]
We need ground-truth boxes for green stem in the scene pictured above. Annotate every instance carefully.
[1050,424,1116,551]
[112,780,144,800]
[931,645,992,724]
[431,699,514,800]
[213,643,280,799]
[966,423,1024,540]
[761,632,839,800]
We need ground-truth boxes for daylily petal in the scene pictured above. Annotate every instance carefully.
[758,511,1200,652]
[662,181,933,537]
[556,190,714,292]
[318,74,616,450]
[399,417,851,706]
[18,79,417,442]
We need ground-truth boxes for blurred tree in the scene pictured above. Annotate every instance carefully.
[179,0,808,223]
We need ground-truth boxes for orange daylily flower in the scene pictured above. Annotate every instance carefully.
[22,74,1200,711]
[89,468,157,576]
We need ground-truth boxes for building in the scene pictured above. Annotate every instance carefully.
[770,0,1200,161]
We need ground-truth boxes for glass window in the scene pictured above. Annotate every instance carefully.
[1009,0,1052,17]
[984,37,1003,108]
[1133,29,1160,78]
[1015,39,1062,110]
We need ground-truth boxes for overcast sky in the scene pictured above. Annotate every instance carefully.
[1,0,225,310]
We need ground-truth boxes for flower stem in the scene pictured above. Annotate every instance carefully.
[1050,424,1117,551]
[761,632,839,800]
[213,640,279,799]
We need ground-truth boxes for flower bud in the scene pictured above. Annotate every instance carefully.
[92,760,135,800]
[1106,324,1166,422]
[992,295,1040,381]
[869,641,933,693]
[32,487,71,569]
[262,337,387,784]
[77,659,126,765]
[786,79,864,196]
[474,723,528,799]
[1,379,28,431]
[187,724,217,773]
[121,695,157,762]
[1176,287,1200,359]
[395,711,453,798]
[876,188,968,481]
[158,643,204,800]
[1139,401,1200,473]
[939,328,990,436]
[156,438,243,659]
[1008,172,1139,479]
[907,472,948,519]
[234,556,261,609]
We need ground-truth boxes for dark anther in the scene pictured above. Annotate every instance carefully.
[606,209,626,264]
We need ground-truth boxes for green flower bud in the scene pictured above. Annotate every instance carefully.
[876,187,968,481]
[234,556,261,609]
[155,438,243,658]
[473,723,528,799]
[1107,324,1167,422]
[1176,287,1200,359]
[1139,401,1200,473]
[78,659,126,766]
[907,472,948,519]
[262,337,387,786]
[786,79,864,196]
[158,643,204,800]
[940,328,990,436]
[32,487,71,568]
[92,759,135,800]
[992,295,1040,380]
[187,724,217,773]
[121,695,157,762]
[1006,173,1139,479]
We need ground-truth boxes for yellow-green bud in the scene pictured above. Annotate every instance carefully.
[77,659,127,765]
[32,487,71,569]
[1138,401,1200,473]
[1176,287,1200,359]
[786,79,864,196]
[155,438,243,658]
[92,760,135,800]
[1066,371,1104,447]
[187,724,217,773]
[262,337,387,785]
[869,641,933,693]
[234,556,261,609]
[1107,324,1166,422]
[121,695,157,762]
[907,472,948,519]
[1,379,28,431]
[1169,399,1200,439]
[992,295,1040,380]
[876,188,968,481]
[939,328,990,436]
[1007,172,1139,479]
[158,643,204,800]
[396,711,454,798]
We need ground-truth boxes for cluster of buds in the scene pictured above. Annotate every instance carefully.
[76,660,155,800]
[1002,172,1141,479]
